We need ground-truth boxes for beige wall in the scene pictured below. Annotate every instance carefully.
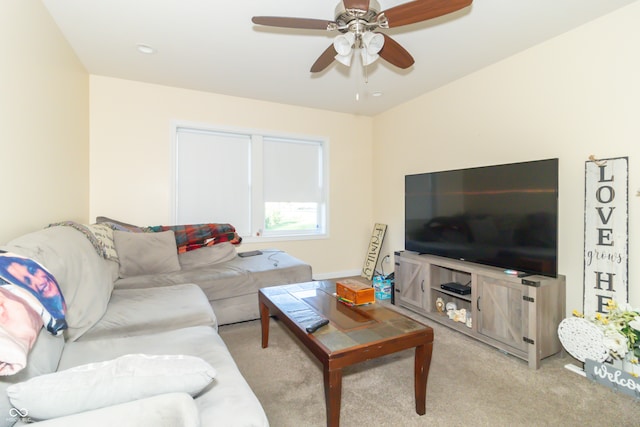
[89,77,374,277]
[0,1,89,244]
[373,2,640,311]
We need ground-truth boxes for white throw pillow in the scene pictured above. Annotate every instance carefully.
[6,354,216,421]
[113,230,181,278]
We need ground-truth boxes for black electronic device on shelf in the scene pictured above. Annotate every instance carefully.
[440,282,471,295]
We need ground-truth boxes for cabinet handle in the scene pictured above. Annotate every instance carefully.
[477,296,481,312]
[420,279,424,293]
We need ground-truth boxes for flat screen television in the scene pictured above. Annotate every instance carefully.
[405,158,559,277]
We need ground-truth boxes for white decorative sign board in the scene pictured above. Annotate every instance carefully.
[361,223,387,281]
[583,157,628,315]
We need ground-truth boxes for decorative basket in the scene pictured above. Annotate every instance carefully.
[557,317,609,363]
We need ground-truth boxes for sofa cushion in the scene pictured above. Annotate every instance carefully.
[178,243,237,269]
[113,230,181,278]
[58,326,269,427]
[45,221,105,259]
[2,226,115,341]
[7,354,216,421]
[21,393,200,427]
[80,284,217,341]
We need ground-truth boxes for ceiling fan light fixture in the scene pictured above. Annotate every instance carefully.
[333,32,355,56]
[253,0,474,73]
[361,50,379,66]
[361,31,384,55]
[335,52,353,66]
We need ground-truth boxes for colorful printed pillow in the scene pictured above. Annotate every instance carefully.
[0,250,68,376]
[0,252,67,335]
[0,289,43,376]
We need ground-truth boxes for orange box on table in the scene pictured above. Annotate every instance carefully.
[336,279,375,305]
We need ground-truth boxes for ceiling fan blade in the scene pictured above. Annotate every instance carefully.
[380,0,472,28]
[378,34,414,69]
[310,44,337,73]
[343,0,370,12]
[252,16,335,30]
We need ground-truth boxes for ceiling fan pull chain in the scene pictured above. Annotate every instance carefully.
[364,59,369,84]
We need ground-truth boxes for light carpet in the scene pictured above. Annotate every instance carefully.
[219,309,640,427]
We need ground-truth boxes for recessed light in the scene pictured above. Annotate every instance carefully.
[372,91,383,97]
[136,44,156,54]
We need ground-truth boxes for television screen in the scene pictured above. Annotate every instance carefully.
[405,158,559,277]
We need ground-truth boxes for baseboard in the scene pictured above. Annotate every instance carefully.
[313,269,361,280]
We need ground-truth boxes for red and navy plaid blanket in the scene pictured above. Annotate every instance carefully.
[147,223,242,253]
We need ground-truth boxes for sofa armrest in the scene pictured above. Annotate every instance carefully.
[18,393,199,427]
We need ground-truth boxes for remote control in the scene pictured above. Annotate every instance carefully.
[305,318,329,334]
[238,250,262,257]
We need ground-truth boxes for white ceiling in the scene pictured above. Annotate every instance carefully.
[42,0,637,116]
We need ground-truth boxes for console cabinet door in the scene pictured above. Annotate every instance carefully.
[476,275,528,353]
[396,256,428,311]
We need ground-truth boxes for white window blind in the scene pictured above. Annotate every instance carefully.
[174,125,327,240]
[263,137,322,203]
[175,128,251,234]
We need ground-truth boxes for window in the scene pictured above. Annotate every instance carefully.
[173,125,328,241]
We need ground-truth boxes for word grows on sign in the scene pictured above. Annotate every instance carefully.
[583,157,628,315]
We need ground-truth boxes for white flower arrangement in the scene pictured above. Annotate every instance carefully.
[573,300,640,364]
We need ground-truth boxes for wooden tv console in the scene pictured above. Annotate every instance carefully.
[394,251,566,369]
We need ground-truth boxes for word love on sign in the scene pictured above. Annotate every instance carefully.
[583,157,628,315]
[585,359,640,398]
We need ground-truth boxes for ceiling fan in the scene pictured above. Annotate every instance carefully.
[252,0,473,73]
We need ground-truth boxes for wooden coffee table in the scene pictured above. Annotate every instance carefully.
[259,280,434,427]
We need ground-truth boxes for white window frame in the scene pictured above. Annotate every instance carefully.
[171,122,329,243]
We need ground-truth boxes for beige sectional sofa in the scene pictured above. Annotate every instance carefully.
[0,224,312,426]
